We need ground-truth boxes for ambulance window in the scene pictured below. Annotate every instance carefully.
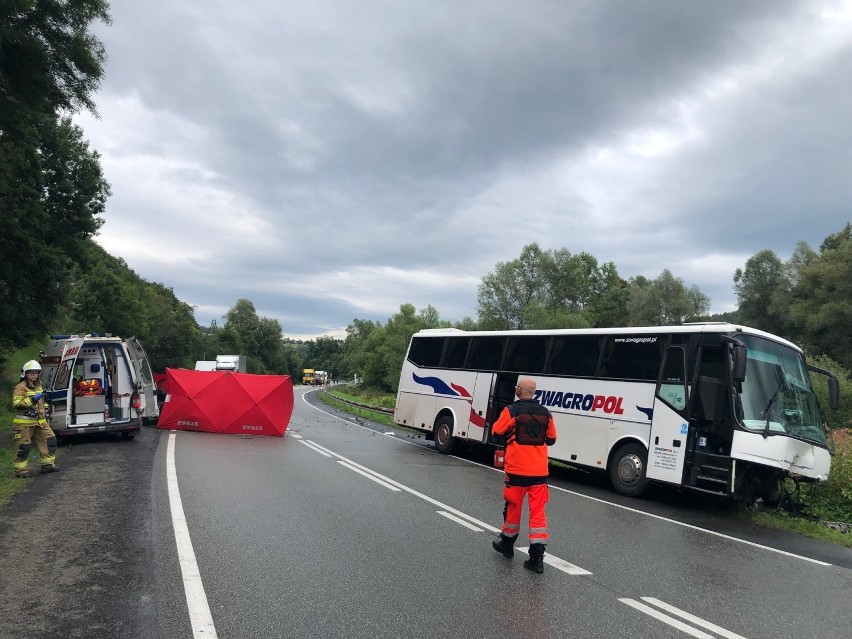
[54,362,71,390]
[408,337,444,367]
[467,336,506,371]
[443,337,470,369]
[546,336,602,376]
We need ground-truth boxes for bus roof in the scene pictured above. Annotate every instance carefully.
[412,323,802,352]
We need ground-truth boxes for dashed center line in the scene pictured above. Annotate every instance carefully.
[620,597,748,639]
[299,436,591,577]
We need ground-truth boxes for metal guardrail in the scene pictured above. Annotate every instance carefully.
[320,389,394,415]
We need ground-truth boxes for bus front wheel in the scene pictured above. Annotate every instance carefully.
[433,416,456,454]
[609,442,649,497]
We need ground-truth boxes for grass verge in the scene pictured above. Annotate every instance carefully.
[320,386,422,435]
[742,510,852,548]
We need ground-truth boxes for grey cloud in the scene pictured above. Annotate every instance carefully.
[83,1,850,336]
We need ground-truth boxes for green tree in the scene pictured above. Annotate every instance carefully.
[0,119,109,347]
[543,249,600,311]
[476,243,548,329]
[0,133,57,345]
[39,116,108,247]
[733,249,790,334]
[305,336,344,377]
[807,355,852,431]
[477,244,630,330]
[218,299,261,363]
[0,0,110,352]
[64,241,145,337]
[139,282,201,371]
[627,269,710,325]
[360,304,440,391]
[789,224,852,372]
[587,262,629,327]
[341,318,379,383]
[522,302,591,330]
[0,0,110,134]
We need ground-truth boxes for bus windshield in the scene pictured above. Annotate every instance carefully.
[737,335,826,445]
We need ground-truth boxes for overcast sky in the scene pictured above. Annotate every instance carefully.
[74,1,852,340]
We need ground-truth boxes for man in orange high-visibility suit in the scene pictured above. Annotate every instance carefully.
[490,376,557,573]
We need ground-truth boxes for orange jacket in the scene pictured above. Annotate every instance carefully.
[491,399,557,478]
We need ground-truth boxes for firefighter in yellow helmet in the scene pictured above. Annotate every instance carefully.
[12,360,58,477]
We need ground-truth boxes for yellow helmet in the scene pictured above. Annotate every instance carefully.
[21,360,41,378]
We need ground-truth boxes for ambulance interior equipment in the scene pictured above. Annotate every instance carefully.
[40,335,154,438]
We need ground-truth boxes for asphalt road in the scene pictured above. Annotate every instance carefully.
[1,385,850,638]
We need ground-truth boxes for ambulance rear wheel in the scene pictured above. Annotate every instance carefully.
[433,416,456,454]
[609,442,648,497]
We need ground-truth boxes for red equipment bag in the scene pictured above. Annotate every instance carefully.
[493,447,506,469]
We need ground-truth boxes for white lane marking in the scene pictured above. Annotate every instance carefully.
[642,597,747,639]
[167,433,219,639]
[337,461,401,491]
[306,439,499,531]
[438,510,484,532]
[303,394,829,567]
[289,433,303,439]
[306,439,590,573]
[619,599,714,639]
[548,483,831,567]
[515,547,593,575]
[298,439,332,457]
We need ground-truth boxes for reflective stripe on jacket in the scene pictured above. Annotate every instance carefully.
[491,399,557,478]
[12,380,47,425]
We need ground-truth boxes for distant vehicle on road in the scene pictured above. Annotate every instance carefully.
[394,323,840,501]
[195,355,247,373]
[302,369,315,385]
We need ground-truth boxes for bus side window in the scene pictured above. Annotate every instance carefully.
[599,336,663,380]
[658,346,687,410]
[546,335,602,376]
[408,337,445,367]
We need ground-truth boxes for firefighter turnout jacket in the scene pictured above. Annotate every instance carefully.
[12,380,48,426]
[491,398,557,483]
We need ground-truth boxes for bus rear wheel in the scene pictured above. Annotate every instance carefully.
[609,442,649,497]
[433,416,456,454]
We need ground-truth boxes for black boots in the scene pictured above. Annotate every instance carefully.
[492,533,517,559]
[523,543,546,573]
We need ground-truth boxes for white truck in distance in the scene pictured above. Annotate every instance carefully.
[194,355,247,373]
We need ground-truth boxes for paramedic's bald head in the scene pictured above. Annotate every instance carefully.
[516,377,536,400]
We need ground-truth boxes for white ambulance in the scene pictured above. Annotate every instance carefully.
[39,334,160,439]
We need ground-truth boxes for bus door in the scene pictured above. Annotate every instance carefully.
[465,372,495,443]
[483,373,518,443]
[646,346,689,485]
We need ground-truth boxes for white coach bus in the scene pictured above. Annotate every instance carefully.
[393,324,840,500]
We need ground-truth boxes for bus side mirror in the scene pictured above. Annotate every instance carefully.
[828,377,840,411]
[808,364,840,411]
[731,345,747,383]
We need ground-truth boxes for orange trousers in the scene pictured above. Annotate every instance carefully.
[501,482,549,545]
